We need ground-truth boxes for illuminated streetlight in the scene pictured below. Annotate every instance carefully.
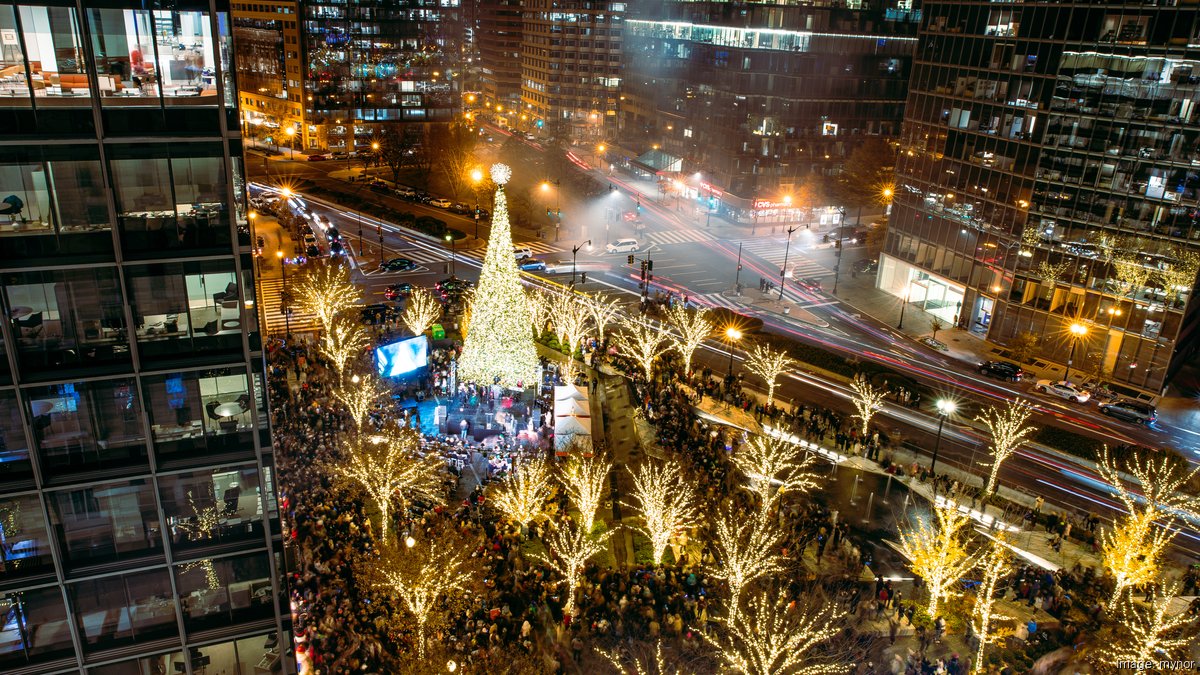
[931,399,957,475]
[1065,322,1089,382]
[284,126,296,160]
[470,168,484,238]
[725,327,742,379]
[405,536,416,548]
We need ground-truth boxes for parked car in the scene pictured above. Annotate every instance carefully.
[329,151,351,160]
[394,187,417,199]
[430,198,453,208]
[513,247,533,260]
[306,153,330,161]
[1033,379,1091,403]
[1098,398,1157,425]
[853,258,880,274]
[518,258,547,271]
[606,238,640,253]
[475,208,491,220]
[451,202,472,214]
[978,360,1025,382]
[384,283,413,300]
[380,257,417,272]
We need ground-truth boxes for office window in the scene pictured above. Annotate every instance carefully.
[110,143,231,257]
[69,568,178,653]
[0,388,31,484]
[153,10,218,104]
[0,586,75,669]
[188,634,280,675]
[85,8,162,107]
[0,493,53,581]
[143,369,255,467]
[160,465,265,555]
[175,552,274,633]
[25,378,147,478]
[0,5,32,101]
[48,478,162,571]
[19,5,92,103]
[3,267,131,374]
[125,262,245,359]
[0,146,110,257]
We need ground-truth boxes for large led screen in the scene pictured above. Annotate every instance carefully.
[375,335,429,378]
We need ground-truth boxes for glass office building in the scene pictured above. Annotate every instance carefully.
[887,1,1200,396]
[0,2,292,674]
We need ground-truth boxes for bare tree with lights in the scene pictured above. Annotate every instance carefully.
[848,374,886,438]
[534,517,605,614]
[624,459,701,565]
[293,260,361,331]
[976,398,1037,497]
[328,422,444,541]
[319,314,370,384]
[744,343,795,408]
[895,505,978,618]
[334,373,387,432]
[371,532,481,660]
[587,291,622,342]
[971,537,1014,674]
[1097,580,1197,666]
[614,317,672,381]
[665,304,712,376]
[402,287,443,337]
[490,457,554,533]
[550,291,594,383]
[731,435,819,521]
[561,454,610,535]
[526,287,553,337]
[697,589,847,675]
[600,639,701,675]
[709,510,785,619]
[1096,447,1199,602]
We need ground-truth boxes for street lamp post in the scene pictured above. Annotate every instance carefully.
[930,399,957,476]
[470,168,484,239]
[1065,322,1088,382]
[778,225,799,300]
[445,234,456,277]
[897,286,910,330]
[571,240,592,286]
[276,250,291,335]
[285,127,296,161]
[724,327,742,379]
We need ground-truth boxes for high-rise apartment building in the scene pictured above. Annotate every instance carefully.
[301,0,463,151]
[476,0,523,113]
[520,0,624,142]
[0,3,292,674]
[886,1,1200,396]
[231,1,306,150]
[621,0,919,221]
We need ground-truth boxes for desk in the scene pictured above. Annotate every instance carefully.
[214,402,244,417]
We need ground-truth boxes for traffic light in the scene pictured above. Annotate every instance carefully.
[546,208,552,217]
[627,254,634,265]
[646,259,653,271]
[580,272,587,283]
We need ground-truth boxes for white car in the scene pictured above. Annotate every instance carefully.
[606,238,640,253]
[430,198,452,208]
[513,247,533,260]
[1033,379,1091,403]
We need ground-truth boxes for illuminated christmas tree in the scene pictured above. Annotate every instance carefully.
[457,163,539,388]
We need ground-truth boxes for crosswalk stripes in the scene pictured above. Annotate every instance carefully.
[256,276,320,335]
[690,291,748,311]
[644,229,718,246]
[733,238,832,278]
[514,240,563,257]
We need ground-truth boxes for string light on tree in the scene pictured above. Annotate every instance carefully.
[614,317,672,381]
[587,291,621,343]
[664,304,713,377]
[894,505,978,618]
[490,457,554,533]
[731,435,819,521]
[976,398,1037,497]
[402,287,443,337]
[623,459,701,565]
[744,344,797,409]
[696,590,847,675]
[292,260,362,331]
[1099,580,1196,666]
[335,373,386,432]
[709,509,784,620]
[457,163,540,387]
[848,374,886,437]
[319,315,370,384]
[971,537,1015,674]
[533,517,605,614]
[549,290,594,383]
[561,454,610,535]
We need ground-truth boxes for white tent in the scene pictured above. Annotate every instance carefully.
[554,384,588,402]
[554,398,590,418]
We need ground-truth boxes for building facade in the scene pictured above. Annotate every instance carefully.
[301,0,463,152]
[519,0,624,142]
[476,0,523,113]
[231,0,306,152]
[886,1,1200,396]
[621,0,919,219]
[0,2,292,674]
